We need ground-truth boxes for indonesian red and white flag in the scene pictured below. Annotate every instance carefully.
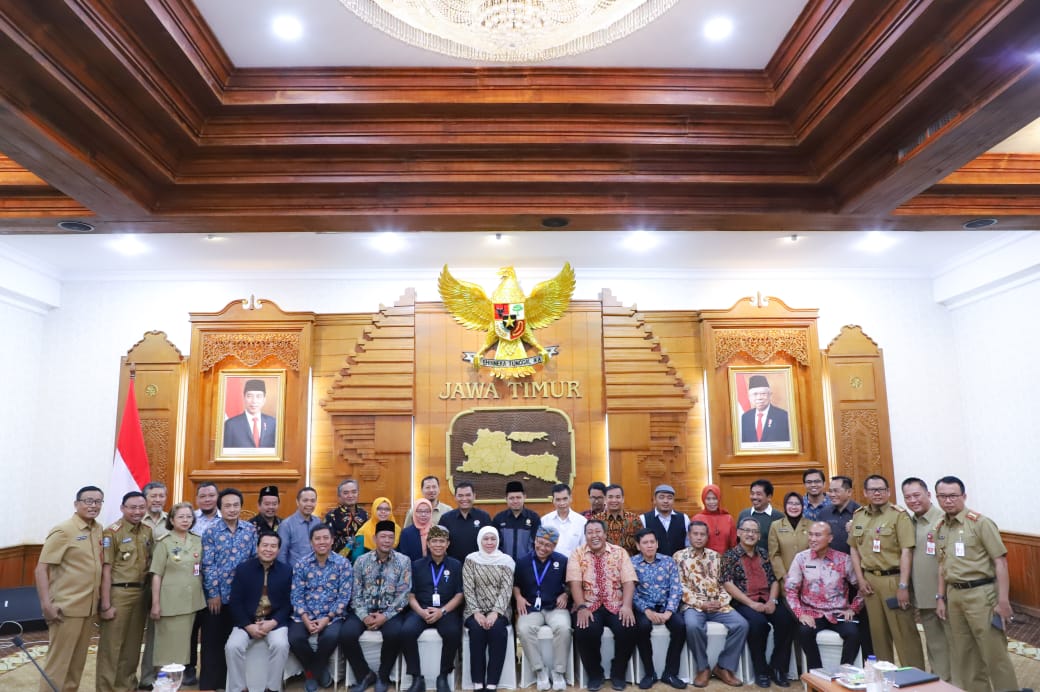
[101,383,151,525]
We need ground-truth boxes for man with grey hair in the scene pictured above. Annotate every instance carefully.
[325,478,369,560]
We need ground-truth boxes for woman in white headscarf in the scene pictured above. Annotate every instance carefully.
[463,526,515,690]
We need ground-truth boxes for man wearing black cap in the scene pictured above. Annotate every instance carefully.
[400,525,464,692]
[343,520,413,692]
[251,485,282,533]
[740,375,790,444]
[494,481,541,561]
[224,378,277,448]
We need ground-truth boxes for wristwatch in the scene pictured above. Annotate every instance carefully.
[935,594,946,601]
[897,582,908,589]
[771,598,779,605]
[576,603,590,610]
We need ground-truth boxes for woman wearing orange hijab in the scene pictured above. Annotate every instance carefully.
[692,484,737,554]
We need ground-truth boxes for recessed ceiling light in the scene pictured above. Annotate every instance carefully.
[855,230,898,253]
[271,14,303,42]
[703,16,734,42]
[369,231,406,254]
[108,234,149,256]
[781,233,802,244]
[488,233,509,244]
[622,230,659,252]
[204,234,225,242]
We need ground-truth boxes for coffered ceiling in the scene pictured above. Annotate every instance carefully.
[1,0,1039,236]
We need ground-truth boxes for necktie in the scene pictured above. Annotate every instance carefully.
[252,416,260,447]
[756,412,764,441]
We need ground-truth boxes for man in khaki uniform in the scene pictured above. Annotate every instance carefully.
[35,485,105,692]
[934,475,1018,692]
[849,475,924,668]
[900,477,950,680]
[97,491,153,692]
[137,481,167,688]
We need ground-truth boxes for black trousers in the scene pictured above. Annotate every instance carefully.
[465,615,509,687]
[634,611,685,678]
[199,605,234,689]
[400,610,463,677]
[289,619,343,677]
[340,611,408,681]
[188,608,203,668]
[732,601,795,676]
[572,608,637,682]
[798,618,860,670]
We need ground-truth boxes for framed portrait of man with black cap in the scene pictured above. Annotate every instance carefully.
[216,369,286,459]
[729,366,799,454]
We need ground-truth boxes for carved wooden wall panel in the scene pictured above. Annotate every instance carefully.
[824,325,893,502]
[185,300,313,502]
[700,297,828,518]
[320,293,415,518]
[118,331,184,502]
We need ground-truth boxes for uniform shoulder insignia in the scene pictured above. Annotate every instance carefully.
[852,505,866,513]
[966,511,981,522]
[156,533,171,541]
[891,504,907,512]
[107,521,122,531]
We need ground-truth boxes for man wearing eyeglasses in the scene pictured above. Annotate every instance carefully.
[848,475,924,669]
[35,486,105,692]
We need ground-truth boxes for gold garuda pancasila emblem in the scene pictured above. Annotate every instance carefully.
[438,263,576,379]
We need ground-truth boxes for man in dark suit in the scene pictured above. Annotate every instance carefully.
[740,374,790,443]
[224,378,276,448]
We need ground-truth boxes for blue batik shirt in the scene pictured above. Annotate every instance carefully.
[202,519,257,603]
[631,553,681,614]
[291,551,352,622]
[351,549,412,619]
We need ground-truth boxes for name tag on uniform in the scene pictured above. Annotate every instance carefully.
[955,542,965,557]
[872,538,881,553]
[121,537,133,544]
[926,533,935,556]
[432,593,441,607]
[193,562,201,576]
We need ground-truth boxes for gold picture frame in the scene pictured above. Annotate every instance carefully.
[730,365,799,455]
[215,369,286,461]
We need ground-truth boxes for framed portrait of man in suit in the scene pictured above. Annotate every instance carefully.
[729,366,799,455]
[216,369,286,460]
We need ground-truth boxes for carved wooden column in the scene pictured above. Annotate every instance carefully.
[118,331,185,500]
[823,325,894,501]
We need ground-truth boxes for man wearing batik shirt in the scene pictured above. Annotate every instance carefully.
[784,521,864,671]
[674,521,747,688]
[342,520,412,692]
[566,519,638,692]
[631,529,687,690]
[721,517,796,688]
[595,484,642,556]
[200,488,257,691]
[325,478,369,560]
[290,524,353,691]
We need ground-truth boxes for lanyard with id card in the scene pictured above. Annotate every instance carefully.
[431,561,446,607]
[872,527,882,553]
[532,557,551,610]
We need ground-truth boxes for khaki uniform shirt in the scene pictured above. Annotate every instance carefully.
[768,516,809,580]
[39,515,103,617]
[936,507,1006,583]
[850,503,914,572]
[908,504,943,608]
[142,511,169,541]
[103,520,153,583]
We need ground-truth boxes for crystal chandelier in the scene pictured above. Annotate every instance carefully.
[339,0,679,63]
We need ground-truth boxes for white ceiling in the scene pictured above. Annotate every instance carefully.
[194,0,810,69]
[0,231,1019,281]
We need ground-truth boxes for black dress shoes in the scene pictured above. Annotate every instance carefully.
[407,676,426,692]
[638,673,656,689]
[661,673,688,689]
[772,669,790,688]
[755,673,771,688]
[352,671,378,692]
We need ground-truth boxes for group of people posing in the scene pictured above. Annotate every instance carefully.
[34,471,1018,692]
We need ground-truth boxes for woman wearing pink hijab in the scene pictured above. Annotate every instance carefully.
[692,484,737,554]
[399,498,434,561]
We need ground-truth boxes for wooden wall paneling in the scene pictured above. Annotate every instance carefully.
[601,292,695,514]
[322,292,415,520]
[1003,531,1040,617]
[185,300,313,502]
[0,544,42,589]
[823,325,894,504]
[117,331,186,502]
[699,297,828,518]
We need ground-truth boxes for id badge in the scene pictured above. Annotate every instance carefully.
[193,562,201,577]
[432,593,441,607]
[872,538,881,553]
[534,596,542,611]
[955,542,965,557]
[926,540,936,556]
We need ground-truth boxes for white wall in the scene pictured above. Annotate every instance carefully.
[948,277,1040,532]
[4,270,998,543]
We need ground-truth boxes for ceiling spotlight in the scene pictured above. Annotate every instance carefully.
[204,234,225,242]
[369,231,406,253]
[783,233,801,244]
[107,234,149,256]
[488,233,509,244]
[703,16,734,42]
[855,230,898,253]
[622,230,659,252]
[962,218,998,229]
[57,220,95,233]
[271,14,303,41]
